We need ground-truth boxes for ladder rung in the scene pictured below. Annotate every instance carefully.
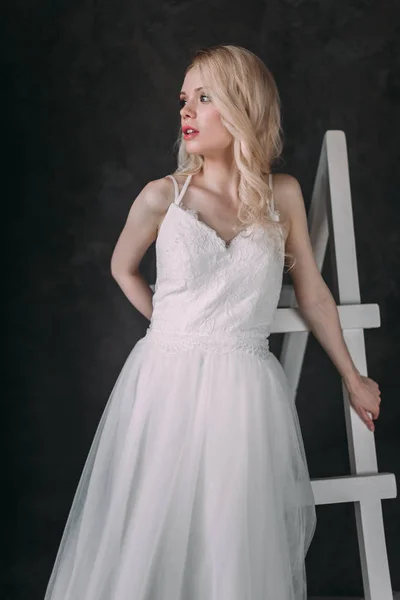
[271,303,380,333]
[311,473,397,505]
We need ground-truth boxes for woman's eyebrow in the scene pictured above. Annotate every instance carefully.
[179,87,204,95]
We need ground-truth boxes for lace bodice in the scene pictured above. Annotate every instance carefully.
[146,173,285,359]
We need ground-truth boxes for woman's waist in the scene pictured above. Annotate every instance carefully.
[144,324,271,358]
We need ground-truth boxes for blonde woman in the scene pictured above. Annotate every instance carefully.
[44,45,381,600]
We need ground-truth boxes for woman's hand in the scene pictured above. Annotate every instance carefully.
[345,375,382,432]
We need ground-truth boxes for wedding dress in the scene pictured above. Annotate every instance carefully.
[44,172,316,600]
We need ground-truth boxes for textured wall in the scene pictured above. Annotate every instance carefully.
[3,0,400,598]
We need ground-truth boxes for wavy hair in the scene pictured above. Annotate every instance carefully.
[172,44,293,269]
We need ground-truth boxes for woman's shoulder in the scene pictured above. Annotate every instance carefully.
[271,173,303,207]
[270,173,304,238]
[141,174,180,214]
[271,172,301,193]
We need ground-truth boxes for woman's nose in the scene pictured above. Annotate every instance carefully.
[180,100,196,118]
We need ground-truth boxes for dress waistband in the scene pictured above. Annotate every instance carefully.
[144,326,271,360]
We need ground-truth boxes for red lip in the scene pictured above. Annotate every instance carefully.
[182,125,199,134]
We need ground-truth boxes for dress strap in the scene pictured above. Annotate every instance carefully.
[166,174,179,201]
[269,173,275,213]
[166,174,192,206]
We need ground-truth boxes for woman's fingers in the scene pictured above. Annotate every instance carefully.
[358,408,375,431]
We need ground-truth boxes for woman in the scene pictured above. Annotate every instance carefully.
[44,44,381,600]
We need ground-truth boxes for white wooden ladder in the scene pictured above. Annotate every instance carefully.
[272,130,397,600]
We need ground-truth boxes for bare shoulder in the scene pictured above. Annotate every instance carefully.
[271,173,304,223]
[136,175,176,216]
[110,175,177,278]
[272,173,302,199]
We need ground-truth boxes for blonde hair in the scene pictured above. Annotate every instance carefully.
[173,44,293,270]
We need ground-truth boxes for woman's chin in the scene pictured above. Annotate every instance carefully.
[185,145,203,155]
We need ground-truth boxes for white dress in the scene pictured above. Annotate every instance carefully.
[44,172,316,600]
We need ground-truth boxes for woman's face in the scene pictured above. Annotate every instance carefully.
[179,67,232,157]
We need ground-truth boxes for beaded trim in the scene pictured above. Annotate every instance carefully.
[144,327,272,360]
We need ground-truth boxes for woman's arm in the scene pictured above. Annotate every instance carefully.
[275,174,381,431]
[110,177,172,320]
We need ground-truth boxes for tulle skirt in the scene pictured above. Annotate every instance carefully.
[44,329,316,600]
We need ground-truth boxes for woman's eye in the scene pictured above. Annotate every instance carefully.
[179,94,210,108]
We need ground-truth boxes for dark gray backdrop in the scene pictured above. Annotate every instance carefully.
[3,0,400,598]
